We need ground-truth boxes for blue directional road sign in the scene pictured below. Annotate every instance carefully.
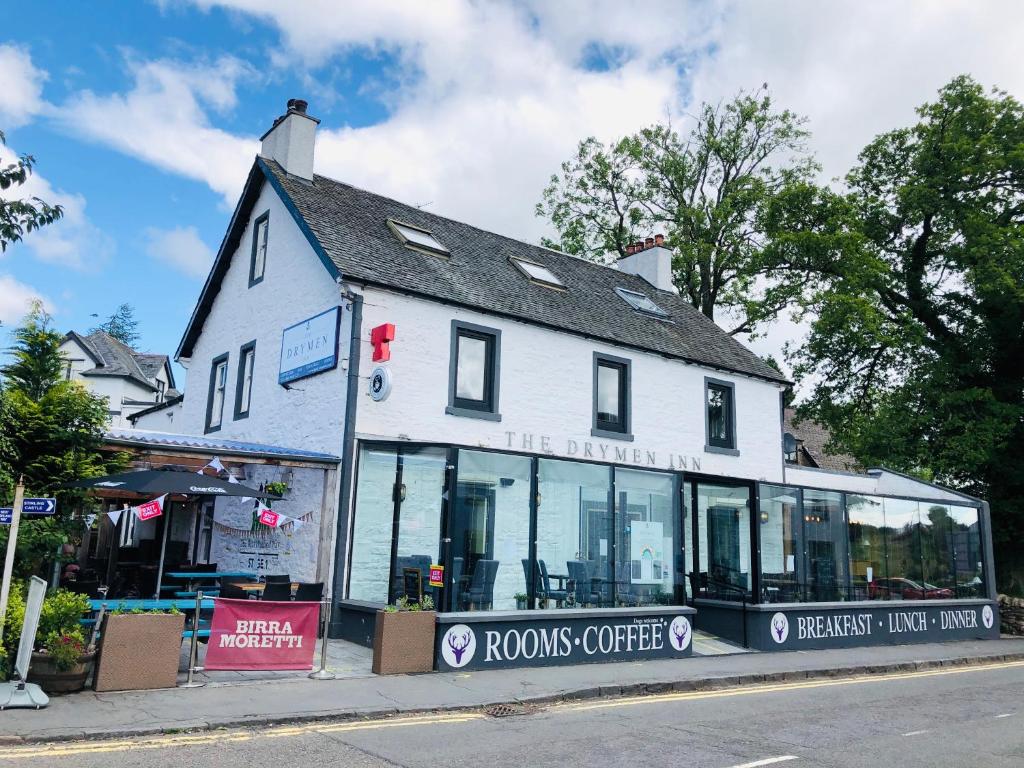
[22,498,56,516]
[0,508,11,525]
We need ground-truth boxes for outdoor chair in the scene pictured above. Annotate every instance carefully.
[460,559,498,610]
[567,560,600,606]
[294,582,324,602]
[538,560,568,607]
[68,579,101,599]
[264,573,290,583]
[220,583,251,600]
[261,581,293,601]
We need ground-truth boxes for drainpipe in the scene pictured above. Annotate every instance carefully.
[329,289,363,638]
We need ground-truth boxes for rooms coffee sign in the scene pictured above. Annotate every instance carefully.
[435,608,695,671]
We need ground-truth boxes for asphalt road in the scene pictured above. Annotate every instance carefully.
[5,660,1023,768]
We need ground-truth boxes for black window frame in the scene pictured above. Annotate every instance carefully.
[234,340,256,420]
[446,320,501,421]
[592,352,632,441]
[249,211,269,287]
[705,376,738,454]
[205,352,229,434]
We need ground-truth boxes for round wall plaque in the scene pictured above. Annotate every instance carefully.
[368,365,392,401]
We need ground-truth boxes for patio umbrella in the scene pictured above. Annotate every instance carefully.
[67,468,279,597]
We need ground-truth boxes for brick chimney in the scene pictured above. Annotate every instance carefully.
[616,233,675,293]
[260,98,320,181]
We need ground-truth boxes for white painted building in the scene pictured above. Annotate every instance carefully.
[59,331,179,428]
[164,99,995,648]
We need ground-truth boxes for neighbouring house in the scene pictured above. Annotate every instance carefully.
[783,407,859,472]
[123,98,997,662]
[59,330,180,428]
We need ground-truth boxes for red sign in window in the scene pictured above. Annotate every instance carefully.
[428,564,444,587]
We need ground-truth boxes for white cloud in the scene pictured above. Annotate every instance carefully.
[58,54,258,205]
[143,225,214,278]
[0,274,52,324]
[0,43,48,129]
[0,143,110,270]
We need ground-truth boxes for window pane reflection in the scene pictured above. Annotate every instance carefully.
[392,448,447,604]
[759,485,802,602]
[697,483,751,600]
[803,489,849,601]
[596,364,621,424]
[615,469,679,607]
[348,447,398,602]
[456,334,487,401]
[847,494,886,600]
[536,460,611,609]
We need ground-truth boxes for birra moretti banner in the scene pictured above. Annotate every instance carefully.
[204,598,319,670]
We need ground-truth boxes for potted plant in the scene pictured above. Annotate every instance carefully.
[28,589,96,694]
[514,592,528,610]
[93,604,185,692]
[372,595,436,675]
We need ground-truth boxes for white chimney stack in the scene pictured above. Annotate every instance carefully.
[615,234,676,293]
[259,98,320,181]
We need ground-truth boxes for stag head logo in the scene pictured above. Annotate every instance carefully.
[669,616,691,651]
[441,624,477,668]
[981,605,994,629]
[770,612,789,644]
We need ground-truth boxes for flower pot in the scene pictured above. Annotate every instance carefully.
[516,598,528,610]
[372,610,436,675]
[94,612,186,692]
[29,649,96,694]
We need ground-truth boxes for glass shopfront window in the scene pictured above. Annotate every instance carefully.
[696,483,752,600]
[846,494,886,600]
[535,460,612,609]
[450,450,532,611]
[391,447,446,604]
[759,485,802,602]
[949,505,984,597]
[614,469,680,606]
[882,498,924,599]
[802,489,849,601]
[348,446,399,602]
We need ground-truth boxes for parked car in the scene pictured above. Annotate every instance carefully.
[868,577,953,600]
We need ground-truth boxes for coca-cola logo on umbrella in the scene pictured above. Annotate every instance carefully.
[440,624,477,668]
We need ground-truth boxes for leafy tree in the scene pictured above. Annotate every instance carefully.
[0,130,63,253]
[0,305,125,580]
[1,300,64,400]
[537,87,818,336]
[786,76,1024,589]
[90,303,140,347]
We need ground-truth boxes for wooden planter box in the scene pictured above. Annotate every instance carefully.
[94,613,186,692]
[372,610,436,674]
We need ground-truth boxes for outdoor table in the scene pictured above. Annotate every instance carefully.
[230,581,299,593]
[164,571,258,592]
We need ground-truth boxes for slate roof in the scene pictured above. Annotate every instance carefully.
[784,408,859,472]
[64,331,177,392]
[105,428,340,462]
[181,157,787,384]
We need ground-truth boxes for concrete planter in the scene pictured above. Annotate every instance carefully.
[29,649,96,694]
[94,612,186,692]
[372,610,436,674]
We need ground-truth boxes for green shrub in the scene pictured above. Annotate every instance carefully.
[42,629,86,671]
[37,589,90,640]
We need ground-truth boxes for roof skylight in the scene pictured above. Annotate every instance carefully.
[615,287,669,318]
[510,257,564,288]
[388,219,449,256]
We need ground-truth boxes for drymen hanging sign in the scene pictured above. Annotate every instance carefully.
[435,607,695,671]
[204,598,319,670]
[279,306,341,385]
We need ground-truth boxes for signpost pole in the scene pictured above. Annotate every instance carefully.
[181,590,206,688]
[308,598,336,680]
[0,479,26,636]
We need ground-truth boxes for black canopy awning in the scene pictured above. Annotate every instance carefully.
[66,467,278,498]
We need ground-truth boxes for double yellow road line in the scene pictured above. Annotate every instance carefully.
[3,659,1021,761]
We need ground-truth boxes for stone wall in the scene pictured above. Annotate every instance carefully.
[998,594,1024,635]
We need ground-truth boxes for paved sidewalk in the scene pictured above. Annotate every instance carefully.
[2,637,1023,744]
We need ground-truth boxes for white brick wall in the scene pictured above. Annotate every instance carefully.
[177,182,350,458]
[354,286,787,484]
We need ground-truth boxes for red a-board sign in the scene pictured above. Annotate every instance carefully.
[204,598,319,671]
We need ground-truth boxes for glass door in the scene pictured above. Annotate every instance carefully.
[692,480,753,601]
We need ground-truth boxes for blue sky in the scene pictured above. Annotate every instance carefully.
[1,1,1021,390]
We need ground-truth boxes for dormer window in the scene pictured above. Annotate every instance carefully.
[510,257,564,289]
[156,379,166,403]
[614,287,669,318]
[388,219,448,257]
